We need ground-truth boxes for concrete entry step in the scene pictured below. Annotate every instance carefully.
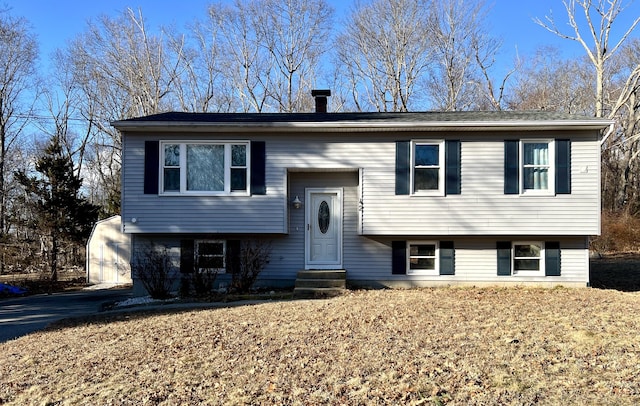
[296,270,346,280]
[295,278,346,289]
[293,270,347,299]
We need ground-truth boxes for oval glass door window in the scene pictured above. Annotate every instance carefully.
[318,200,330,234]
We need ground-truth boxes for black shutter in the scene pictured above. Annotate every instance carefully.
[439,241,455,275]
[445,140,461,195]
[144,141,159,194]
[497,241,512,276]
[395,141,410,195]
[556,140,571,194]
[545,241,561,276]
[392,241,407,274]
[180,239,194,274]
[504,140,519,194]
[226,240,241,274]
[250,141,266,195]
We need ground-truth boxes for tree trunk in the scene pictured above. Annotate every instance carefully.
[0,117,5,275]
[50,233,58,282]
[595,63,604,118]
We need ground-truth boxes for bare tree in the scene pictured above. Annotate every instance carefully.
[473,33,518,111]
[167,16,236,113]
[599,38,640,211]
[38,50,94,177]
[508,46,595,114]
[0,12,38,273]
[427,0,501,111]
[335,0,433,112]
[210,1,273,112]
[254,0,333,112]
[211,0,332,113]
[534,0,640,118]
[535,1,640,212]
[64,8,180,214]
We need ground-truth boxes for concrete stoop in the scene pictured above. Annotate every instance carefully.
[293,270,347,299]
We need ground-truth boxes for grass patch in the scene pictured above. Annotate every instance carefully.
[0,270,88,297]
[2,287,640,405]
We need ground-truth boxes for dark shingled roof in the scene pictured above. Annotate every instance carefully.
[117,110,601,124]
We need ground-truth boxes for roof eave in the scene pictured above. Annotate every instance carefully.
[111,119,614,132]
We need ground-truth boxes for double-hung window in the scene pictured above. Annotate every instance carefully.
[161,141,249,194]
[195,240,226,273]
[407,241,439,275]
[513,242,544,276]
[521,140,554,195]
[412,141,445,195]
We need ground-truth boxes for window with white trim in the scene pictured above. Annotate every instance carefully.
[195,240,226,273]
[407,241,439,275]
[161,142,249,194]
[513,242,544,276]
[521,140,554,195]
[412,141,445,195]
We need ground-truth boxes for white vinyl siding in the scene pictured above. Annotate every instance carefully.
[121,135,284,234]
[122,131,600,237]
[131,235,589,289]
[361,134,600,236]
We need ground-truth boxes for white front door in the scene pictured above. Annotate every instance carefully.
[305,188,342,269]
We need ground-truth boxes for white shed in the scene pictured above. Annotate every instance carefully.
[86,215,132,285]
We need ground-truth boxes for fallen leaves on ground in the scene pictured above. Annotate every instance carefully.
[1,287,640,405]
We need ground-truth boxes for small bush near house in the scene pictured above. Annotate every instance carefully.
[229,240,271,293]
[131,245,174,300]
[191,267,218,298]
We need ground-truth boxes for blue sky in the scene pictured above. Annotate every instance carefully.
[6,0,640,73]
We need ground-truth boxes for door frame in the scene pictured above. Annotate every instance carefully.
[304,188,343,269]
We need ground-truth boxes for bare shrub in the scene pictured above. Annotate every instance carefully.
[229,240,271,293]
[191,268,218,298]
[591,210,640,254]
[179,257,219,299]
[131,245,174,299]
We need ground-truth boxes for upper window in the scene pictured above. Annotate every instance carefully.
[513,242,544,276]
[520,140,554,195]
[407,241,439,275]
[161,142,249,195]
[412,141,445,195]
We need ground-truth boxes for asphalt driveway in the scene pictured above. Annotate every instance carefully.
[0,287,132,343]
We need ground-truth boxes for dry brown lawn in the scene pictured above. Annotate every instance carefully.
[1,287,640,405]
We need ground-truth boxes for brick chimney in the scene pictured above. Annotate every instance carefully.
[311,89,331,113]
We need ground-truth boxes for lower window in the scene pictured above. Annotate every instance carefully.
[408,241,439,275]
[513,242,544,275]
[195,240,226,273]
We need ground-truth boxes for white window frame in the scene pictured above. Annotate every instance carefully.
[195,239,226,273]
[411,140,445,196]
[160,141,250,196]
[407,241,439,275]
[520,139,554,196]
[512,241,545,276]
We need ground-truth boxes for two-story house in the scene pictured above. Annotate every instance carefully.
[113,93,612,294]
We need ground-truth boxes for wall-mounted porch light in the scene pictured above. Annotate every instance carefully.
[292,196,302,209]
